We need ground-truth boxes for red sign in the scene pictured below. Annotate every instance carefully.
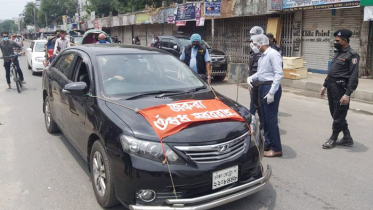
[176,21,186,26]
[139,99,245,140]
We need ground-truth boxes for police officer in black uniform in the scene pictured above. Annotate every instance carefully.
[248,26,264,129]
[320,29,359,149]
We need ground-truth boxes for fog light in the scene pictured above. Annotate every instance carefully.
[138,190,156,202]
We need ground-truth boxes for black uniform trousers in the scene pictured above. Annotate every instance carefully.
[327,79,349,132]
[250,84,263,129]
[4,57,24,84]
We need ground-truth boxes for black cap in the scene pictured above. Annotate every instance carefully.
[334,29,352,38]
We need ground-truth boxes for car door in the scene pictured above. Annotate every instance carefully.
[65,51,92,154]
[49,51,76,131]
[169,38,181,57]
[27,42,34,65]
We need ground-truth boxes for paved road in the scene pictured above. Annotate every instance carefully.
[1,41,372,210]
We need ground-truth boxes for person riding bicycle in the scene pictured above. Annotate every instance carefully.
[0,31,26,89]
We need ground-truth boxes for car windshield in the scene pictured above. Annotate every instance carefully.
[179,38,211,49]
[97,54,206,97]
[35,42,46,52]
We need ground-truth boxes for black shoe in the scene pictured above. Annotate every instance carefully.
[336,136,354,146]
[322,139,336,149]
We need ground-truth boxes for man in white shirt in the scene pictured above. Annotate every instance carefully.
[53,30,70,57]
[247,34,283,157]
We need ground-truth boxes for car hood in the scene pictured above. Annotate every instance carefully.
[105,92,249,144]
[32,52,46,58]
[208,49,225,56]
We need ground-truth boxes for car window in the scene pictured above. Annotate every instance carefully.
[73,56,91,90]
[160,38,171,48]
[97,54,205,97]
[30,42,34,51]
[170,39,178,48]
[55,53,76,77]
[35,42,46,52]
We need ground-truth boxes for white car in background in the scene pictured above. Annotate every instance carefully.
[26,40,47,75]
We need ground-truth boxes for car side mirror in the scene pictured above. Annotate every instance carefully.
[27,48,32,52]
[62,82,87,96]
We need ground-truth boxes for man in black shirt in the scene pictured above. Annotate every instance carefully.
[320,29,359,149]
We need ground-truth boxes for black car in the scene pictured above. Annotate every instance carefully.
[157,35,228,81]
[42,44,271,210]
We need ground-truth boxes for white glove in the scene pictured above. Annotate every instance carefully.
[247,76,253,89]
[264,93,275,104]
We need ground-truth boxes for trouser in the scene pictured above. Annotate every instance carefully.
[259,84,282,152]
[327,80,349,133]
[4,57,24,84]
[250,84,263,128]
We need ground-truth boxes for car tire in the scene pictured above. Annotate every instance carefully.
[90,141,119,208]
[214,75,226,82]
[44,96,60,133]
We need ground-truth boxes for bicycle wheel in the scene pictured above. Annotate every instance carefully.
[12,67,21,93]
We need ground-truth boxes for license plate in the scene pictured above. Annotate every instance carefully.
[212,166,238,190]
[213,63,221,67]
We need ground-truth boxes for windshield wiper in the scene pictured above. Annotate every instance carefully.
[124,90,183,100]
[155,86,207,98]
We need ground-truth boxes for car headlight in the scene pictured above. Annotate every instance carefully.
[249,114,259,147]
[120,135,182,164]
[35,57,45,62]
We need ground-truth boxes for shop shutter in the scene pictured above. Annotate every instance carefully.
[334,8,363,58]
[302,10,332,72]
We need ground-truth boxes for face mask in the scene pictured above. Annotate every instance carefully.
[250,43,260,54]
[192,43,199,48]
[100,39,106,43]
[3,37,9,42]
[334,43,342,50]
[57,35,61,38]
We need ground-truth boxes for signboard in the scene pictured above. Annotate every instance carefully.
[75,13,79,23]
[204,0,222,16]
[270,0,282,10]
[136,13,151,24]
[175,3,196,21]
[197,17,205,26]
[361,0,373,6]
[91,11,95,21]
[282,0,360,11]
[176,21,187,26]
[364,6,373,21]
[167,16,175,24]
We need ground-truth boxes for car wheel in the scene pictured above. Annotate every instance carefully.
[214,75,226,82]
[90,141,118,208]
[44,96,59,133]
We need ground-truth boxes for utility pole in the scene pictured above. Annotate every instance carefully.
[212,16,215,49]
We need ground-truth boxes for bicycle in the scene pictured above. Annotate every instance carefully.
[1,54,22,93]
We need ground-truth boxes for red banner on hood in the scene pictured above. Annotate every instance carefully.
[139,99,245,140]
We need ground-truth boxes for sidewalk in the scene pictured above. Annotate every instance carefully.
[280,73,373,103]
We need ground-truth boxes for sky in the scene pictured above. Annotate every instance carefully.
[0,0,31,20]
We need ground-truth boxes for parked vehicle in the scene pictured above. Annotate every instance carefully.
[26,40,47,75]
[68,30,85,46]
[42,44,270,210]
[158,35,228,81]
[81,29,113,44]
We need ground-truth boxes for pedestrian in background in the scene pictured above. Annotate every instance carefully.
[150,36,160,48]
[96,33,110,44]
[247,34,283,157]
[266,33,281,52]
[180,33,212,84]
[248,26,265,129]
[133,36,140,45]
[53,30,70,57]
[320,29,359,149]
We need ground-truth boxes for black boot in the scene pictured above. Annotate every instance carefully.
[322,131,339,149]
[336,126,354,146]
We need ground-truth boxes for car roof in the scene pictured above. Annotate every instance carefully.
[67,44,168,55]
[33,40,47,43]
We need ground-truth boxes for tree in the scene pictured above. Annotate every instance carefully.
[39,0,76,26]
[23,2,38,26]
[0,20,18,33]
[85,0,116,17]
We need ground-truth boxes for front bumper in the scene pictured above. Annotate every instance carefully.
[129,165,271,210]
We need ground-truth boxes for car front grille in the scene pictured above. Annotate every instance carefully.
[175,132,249,163]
